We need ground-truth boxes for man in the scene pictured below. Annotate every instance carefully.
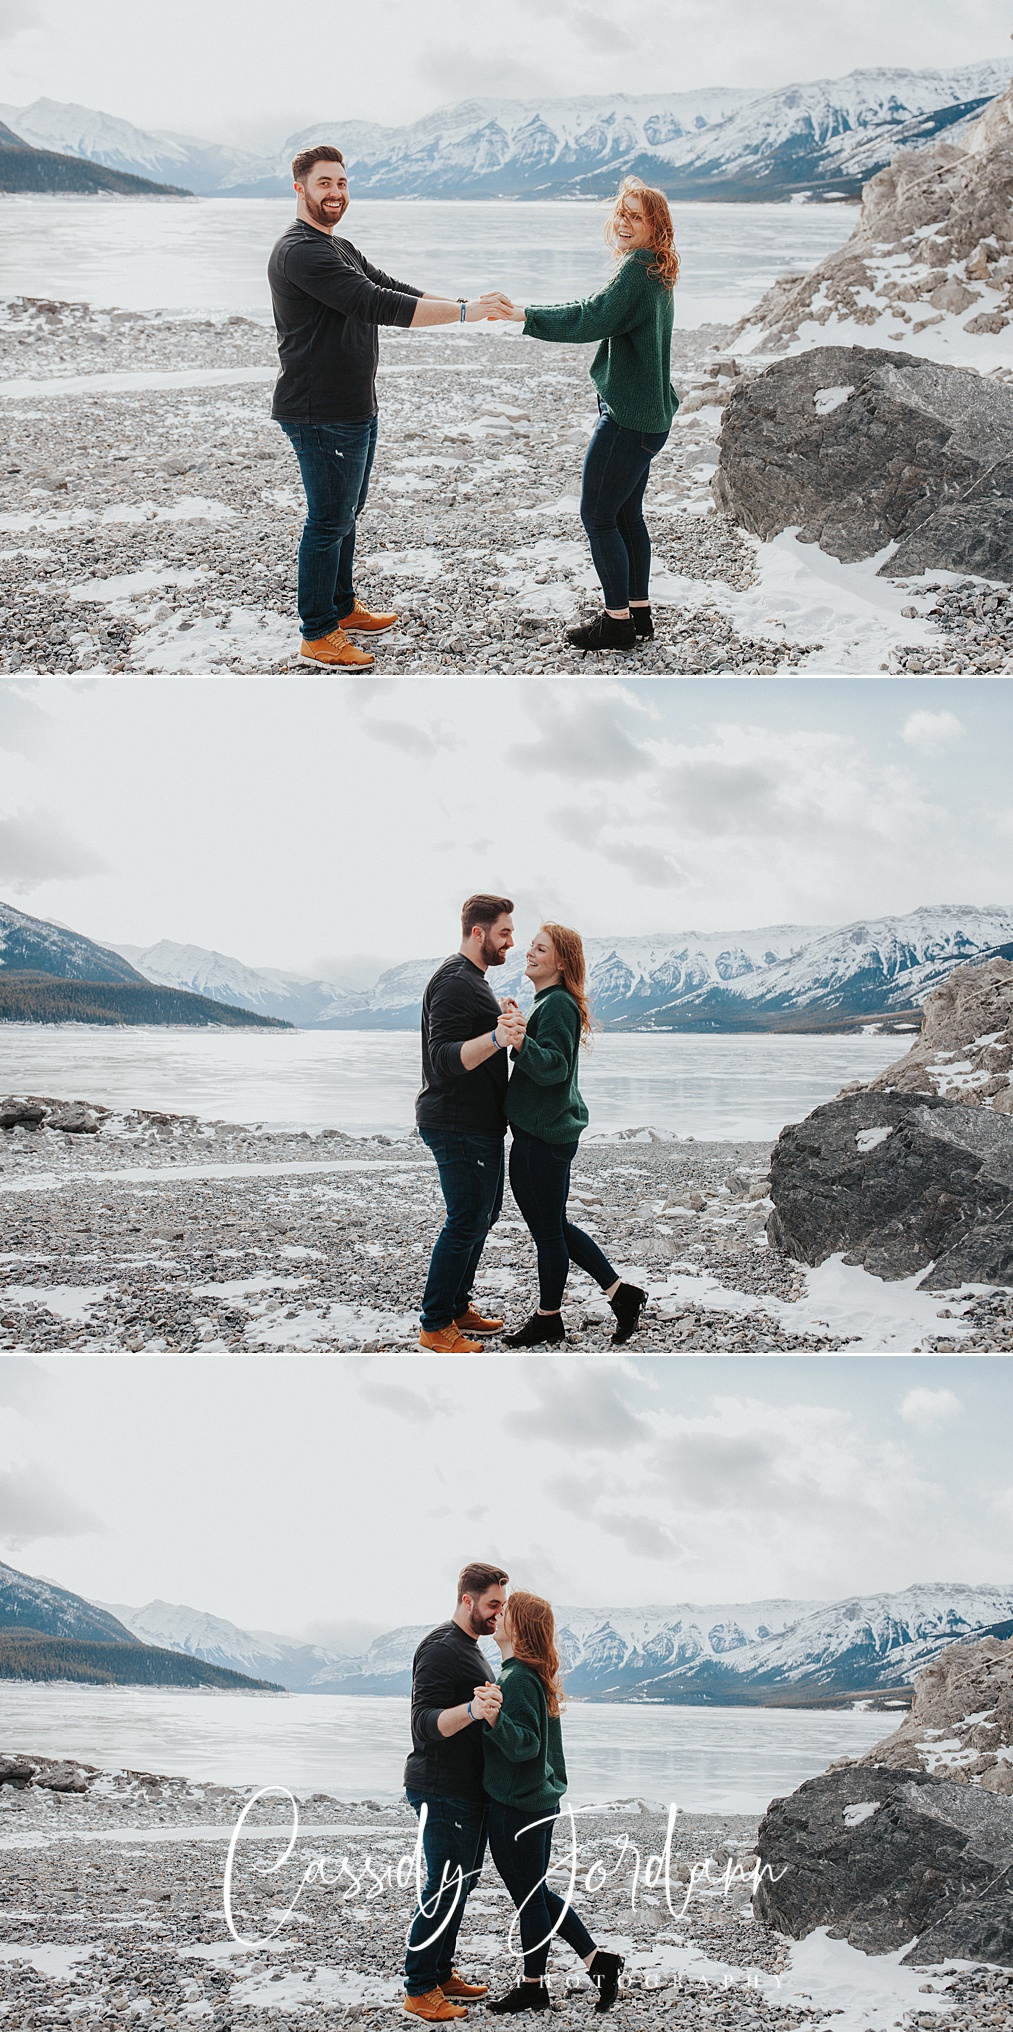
[268,147,510,669]
[403,1563,509,2022]
[416,895,525,1353]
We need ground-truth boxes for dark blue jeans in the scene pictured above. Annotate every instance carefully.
[420,1130,505,1331]
[404,1791,488,1996]
[487,1802,596,1981]
[278,416,377,639]
[508,1126,617,1312]
[580,402,669,611]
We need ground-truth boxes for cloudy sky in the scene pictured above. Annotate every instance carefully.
[0,677,1010,979]
[0,0,1009,145]
[2,1354,1011,1638]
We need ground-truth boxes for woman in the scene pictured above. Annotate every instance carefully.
[504,924,646,1348]
[482,1592,624,2014]
[503,179,680,654]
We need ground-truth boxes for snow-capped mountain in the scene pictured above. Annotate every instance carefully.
[3,63,1006,202]
[0,901,146,986]
[0,1559,135,1645]
[103,1584,1013,1701]
[109,939,357,1030]
[106,906,1013,1032]
[97,1598,352,1691]
[0,98,260,195]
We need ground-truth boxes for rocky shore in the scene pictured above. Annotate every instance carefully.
[1,1095,1010,1351]
[1,1755,1009,2032]
[1,295,1006,676]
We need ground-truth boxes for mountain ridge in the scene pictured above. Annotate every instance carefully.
[2,63,1007,203]
[101,1581,1013,1703]
[109,905,1013,1033]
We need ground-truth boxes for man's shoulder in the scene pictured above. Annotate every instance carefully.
[414,1619,466,1664]
[427,955,476,993]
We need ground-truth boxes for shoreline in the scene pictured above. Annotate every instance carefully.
[3,299,1008,677]
[0,1757,1004,2032]
[1,1100,1010,1351]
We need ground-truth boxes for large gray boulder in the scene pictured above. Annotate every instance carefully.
[767,1087,1013,1287]
[713,345,1013,580]
[754,1763,1013,1965]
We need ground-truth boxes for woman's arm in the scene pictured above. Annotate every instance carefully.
[520,261,644,345]
[511,999,579,1086]
[485,1672,544,1762]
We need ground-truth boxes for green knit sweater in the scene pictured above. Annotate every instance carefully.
[505,985,589,1145]
[482,1657,567,1816]
[523,248,678,433]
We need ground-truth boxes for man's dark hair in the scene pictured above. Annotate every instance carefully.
[292,144,345,185]
[458,1562,509,1601]
[461,894,514,938]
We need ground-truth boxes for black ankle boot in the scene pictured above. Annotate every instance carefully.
[588,1950,625,2012]
[565,611,637,654]
[609,1283,647,1346]
[503,1311,567,1348]
[488,1982,551,2014]
[631,605,654,639]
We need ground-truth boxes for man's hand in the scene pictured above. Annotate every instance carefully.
[470,1682,502,1724]
[465,291,516,322]
[495,1012,526,1051]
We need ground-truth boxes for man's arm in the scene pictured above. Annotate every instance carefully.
[411,1639,500,1743]
[356,254,512,322]
[427,973,523,1078]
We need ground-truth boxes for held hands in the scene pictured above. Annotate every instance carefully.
[495,1010,526,1052]
[467,292,526,323]
[471,1682,502,1725]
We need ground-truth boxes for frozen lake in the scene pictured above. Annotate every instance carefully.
[0,194,856,327]
[1,1688,898,1814]
[0,1027,906,1142]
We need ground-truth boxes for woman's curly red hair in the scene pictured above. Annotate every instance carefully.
[606,176,680,290]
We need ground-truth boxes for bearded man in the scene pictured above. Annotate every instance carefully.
[415,896,525,1351]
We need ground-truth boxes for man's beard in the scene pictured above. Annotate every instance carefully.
[468,1605,495,1636]
[481,933,507,968]
[306,194,345,229]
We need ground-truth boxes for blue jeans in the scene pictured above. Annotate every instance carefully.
[278,416,377,639]
[508,1126,618,1312]
[580,402,669,610]
[420,1130,505,1332]
[404,1791,488,1996]
[487,1802,596,1981]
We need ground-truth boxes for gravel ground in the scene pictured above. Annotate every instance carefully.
[2,1099,1009,1352]
[1,1768,1010,2032]
[2,295,1006,677]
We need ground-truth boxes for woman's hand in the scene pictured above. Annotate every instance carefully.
[465,293,516,322]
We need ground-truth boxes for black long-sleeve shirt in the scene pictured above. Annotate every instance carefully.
[415,955,508,1139]
[268,222,422,422]
[404,1619,494,1802]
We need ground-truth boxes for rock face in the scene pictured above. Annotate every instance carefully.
[858,956,1013,1113]
[1,1094,108,1134]
[0,1752,93,1792]
[766,1087,1013,1287]
[712,344,1013,579]
[754,1763,1013,1965]
[853,1634,1013,1794]
[733,66,1013,354]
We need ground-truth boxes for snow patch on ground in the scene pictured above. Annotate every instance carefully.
[651,1253,1002,1352]
[243,1301,418,1350]
[1,1284,112,1324]
[128,606,295,673]
[0,366,277,401]
[635,1928,958,2031]
[737,296,1013,372]
[0,1943,98,1978]
[230,1963,402,2010]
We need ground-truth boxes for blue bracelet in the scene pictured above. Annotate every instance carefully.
[490,1031,501,1050]
[459,301,467,323]
[467,1701,473,1718]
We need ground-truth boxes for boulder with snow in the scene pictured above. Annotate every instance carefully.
[712,344,1013,579]
[766,1087,1013,1287]
[753,1763,1013,1964]
[853,1633,1013,1794]
[858,956,1013,1112]
[733,64,1013,357]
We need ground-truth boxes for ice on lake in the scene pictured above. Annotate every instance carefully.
[0,1687,899,1815]
[0,1027,907,1142]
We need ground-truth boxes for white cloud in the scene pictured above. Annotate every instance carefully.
[0,1464,104,1548]
[899,1386,962,1431]
[901,711,965,753]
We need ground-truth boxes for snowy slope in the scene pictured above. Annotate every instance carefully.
[0,99,260,195]
[110,939,358,1029]
[0,1559,135,1645]
[98,1597,349,1691]
[0,901,147,985]
[116,1584,1013,1699]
